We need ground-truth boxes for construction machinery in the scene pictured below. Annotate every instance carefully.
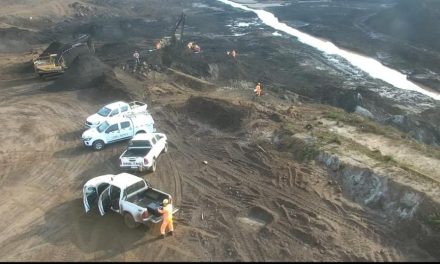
[157,13,186,50]
[33,34,94,78]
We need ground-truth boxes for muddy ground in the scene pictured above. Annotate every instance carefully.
[0,0,440,261]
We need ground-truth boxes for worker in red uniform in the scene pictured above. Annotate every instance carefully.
[158,198,174,239]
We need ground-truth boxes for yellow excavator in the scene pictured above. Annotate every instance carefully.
[33,34,94,78]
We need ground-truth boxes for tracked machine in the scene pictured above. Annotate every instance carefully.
[33,34,95,78]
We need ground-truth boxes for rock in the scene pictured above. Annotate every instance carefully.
[203,160,208,165]
[354,106,374,119]
[318,153,340,171]
[385,108,440,146]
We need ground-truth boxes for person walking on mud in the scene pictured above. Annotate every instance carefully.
[158,198,174,239]
[254,82,262,97]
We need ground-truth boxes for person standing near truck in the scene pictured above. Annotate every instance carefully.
[158,198,174,239]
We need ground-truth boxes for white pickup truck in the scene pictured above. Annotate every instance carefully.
[82,113,155,150]
[83,173,179,229]
[85,101,148,128]
[119,133,168,172]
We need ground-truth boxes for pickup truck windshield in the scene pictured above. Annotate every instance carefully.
[97,107,111,117]
[123,180,147,198]
[129,140,152,148]
[97,121,110,133]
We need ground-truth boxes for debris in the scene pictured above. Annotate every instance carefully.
[201,213,204,220]
[203,160,208,165]
[257,144,266,153]
[336,185,342,193]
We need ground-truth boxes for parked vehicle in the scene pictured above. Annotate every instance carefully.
[85,101,148,128]
[83,173,179,228]
[119,133,168,172]
[82,113,155,150]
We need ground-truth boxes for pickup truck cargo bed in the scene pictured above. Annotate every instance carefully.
[121,148,151,158]
[127,188,169,216]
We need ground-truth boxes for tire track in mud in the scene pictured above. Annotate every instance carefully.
[0,84,125,260]
[169,108,411,261]
[0,42,434,260]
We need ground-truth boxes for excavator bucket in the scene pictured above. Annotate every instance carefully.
[33,34,94,78]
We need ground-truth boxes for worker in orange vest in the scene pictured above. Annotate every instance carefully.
[158,198,174,239]
[254,82,262,97]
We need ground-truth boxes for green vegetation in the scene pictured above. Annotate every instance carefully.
[298,143,320,162]
[407,139,440,160]
[322,109,404,137]
[316,131,342,146]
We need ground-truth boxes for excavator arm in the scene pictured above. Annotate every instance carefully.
[171,13,185,46]
[57,34,94,65]
[34,34,94,77]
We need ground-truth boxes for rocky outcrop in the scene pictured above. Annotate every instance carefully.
[318,152,440,259]
[385,107,440,146]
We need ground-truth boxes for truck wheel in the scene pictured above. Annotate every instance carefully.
[150,159,156,172]
[136,130,146,135]
[163,143,168,153]
[124,213,140,229]
[92,140,104,151]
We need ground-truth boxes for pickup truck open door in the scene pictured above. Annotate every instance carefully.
[83,176,112,213]
[98,187,112,216]
[83,185,98,213]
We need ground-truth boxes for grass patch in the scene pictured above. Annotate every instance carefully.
[316,131,342,146]
[406,139,440,160]
[298,143,320,162]
[322,109,403,137]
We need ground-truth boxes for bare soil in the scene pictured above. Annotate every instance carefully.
[0,0,439,262]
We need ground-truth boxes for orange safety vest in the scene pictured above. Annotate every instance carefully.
[159,203,173,221]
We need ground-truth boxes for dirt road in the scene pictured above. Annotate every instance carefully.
[0,56,434,261]
[0,0,438,261]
